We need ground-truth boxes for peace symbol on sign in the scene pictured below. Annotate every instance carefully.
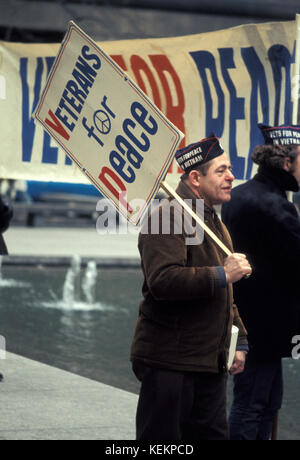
[93,110,111,134]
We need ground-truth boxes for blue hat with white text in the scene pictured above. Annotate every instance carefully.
[258,123,300,146]
[175,134,224,172]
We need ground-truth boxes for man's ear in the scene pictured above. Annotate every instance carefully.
[283,157,292,172]
[189,170,201,187]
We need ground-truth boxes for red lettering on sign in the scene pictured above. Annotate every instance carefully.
[45,109,70,141]
[98,166,133,214]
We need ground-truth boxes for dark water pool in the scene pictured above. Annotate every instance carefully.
[0,263,142,393]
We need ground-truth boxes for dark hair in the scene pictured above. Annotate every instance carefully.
[180,159,214,181]
[251,144,299,169]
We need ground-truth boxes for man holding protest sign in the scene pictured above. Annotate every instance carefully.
[33,23,252,440]
[130,134,252,440]
[222,124,300,440]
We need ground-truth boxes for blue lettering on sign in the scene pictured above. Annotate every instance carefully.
[109,101,158,183]
[49,45,102,140]
[82,96,115,147]
[82,96,158,185]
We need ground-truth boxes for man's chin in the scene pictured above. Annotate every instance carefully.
[220,192,232,203]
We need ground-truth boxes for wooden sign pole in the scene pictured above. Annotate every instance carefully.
[160,180,232,257]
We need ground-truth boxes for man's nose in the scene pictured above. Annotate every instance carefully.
[226,170,235,181]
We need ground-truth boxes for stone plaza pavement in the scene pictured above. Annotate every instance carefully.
[0,352,137,440]
[4,226,140,265]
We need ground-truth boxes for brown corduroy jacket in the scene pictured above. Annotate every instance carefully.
[130,180,247,373]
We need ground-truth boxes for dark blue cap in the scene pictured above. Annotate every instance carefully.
[258,123,300,146]
[175,134,224,172]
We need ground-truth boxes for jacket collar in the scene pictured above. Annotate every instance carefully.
[176,179,197,201]
[254,165,299,195]
[175,179,217,218]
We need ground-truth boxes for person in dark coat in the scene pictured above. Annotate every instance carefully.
[0,196,13,255]
[222,123,300,440]
[131,135,252,440]
[0,195,13,382]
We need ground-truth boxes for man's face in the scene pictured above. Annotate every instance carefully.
[290,147,300,185]
[197,153,235,206]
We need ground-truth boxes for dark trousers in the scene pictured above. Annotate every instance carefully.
[133,363,229,441]
[229,359,283,440]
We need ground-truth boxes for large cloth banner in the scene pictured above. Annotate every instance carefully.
[0,20,298,187]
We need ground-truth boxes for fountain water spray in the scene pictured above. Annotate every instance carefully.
[62,254,82,308]
[61,255,100,310]
[82,260,97,304]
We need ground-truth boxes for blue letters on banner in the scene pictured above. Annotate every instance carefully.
[190,43,294,179]
[219,47,245,179]
[189,50,225,138]
[20,56,72,166]
[19,42,295,180]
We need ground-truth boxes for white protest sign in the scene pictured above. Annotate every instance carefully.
[34,21,184,225]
